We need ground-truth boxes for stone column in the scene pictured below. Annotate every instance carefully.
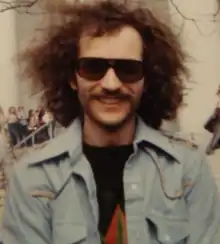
[0,4,19,112]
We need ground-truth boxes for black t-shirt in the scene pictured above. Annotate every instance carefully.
[83,143,133,244]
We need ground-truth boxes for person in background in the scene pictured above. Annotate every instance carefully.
[33,108,40,127]
[3,1,220,243]
[6,107,21,146]
[35,106,46,127]
[0,106,6,135]
[35,106,49,143]
[0,105,8,185]
[26,109,38,146]
[206,86,220,155]
[27,109,38,132]
[17,106,28,142]
[42,111,55,139]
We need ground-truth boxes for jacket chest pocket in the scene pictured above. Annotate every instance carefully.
[50,175,89,244]
[53,222,87,244]
[146,212,189,244]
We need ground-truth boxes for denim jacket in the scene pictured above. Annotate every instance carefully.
[2,118,220,244]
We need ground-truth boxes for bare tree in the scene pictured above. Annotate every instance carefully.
[0,0,40,13]
[0,0,79,13]
[169,0,220,36]
[0,0,219,33]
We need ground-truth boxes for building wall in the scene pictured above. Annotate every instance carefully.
[168,0,220,138]
[15,3,50,111]
[0,3,18,111]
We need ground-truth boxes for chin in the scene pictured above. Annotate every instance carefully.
[95,114,131,131]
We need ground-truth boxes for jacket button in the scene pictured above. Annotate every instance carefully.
[131,184,137,190]
[164,234,171,241]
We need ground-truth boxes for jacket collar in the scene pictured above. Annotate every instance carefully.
[134,118,182,163]
[27,117,181,166]
[26,119,82,166]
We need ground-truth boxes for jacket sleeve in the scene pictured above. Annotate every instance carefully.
[185,151,220,244]
[2,166,52,244]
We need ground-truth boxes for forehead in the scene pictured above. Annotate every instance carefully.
[79,26,143,60]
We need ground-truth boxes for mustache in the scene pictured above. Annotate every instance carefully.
[91,90,131,100]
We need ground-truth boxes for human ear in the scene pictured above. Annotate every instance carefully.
[70,81,77,91]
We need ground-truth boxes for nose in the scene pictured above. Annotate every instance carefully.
[100,68,122,91]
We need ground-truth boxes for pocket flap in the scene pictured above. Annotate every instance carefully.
[53,223,87,244]
[146,212,189,243]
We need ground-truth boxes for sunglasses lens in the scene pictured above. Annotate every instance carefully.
[76,58,143,83]
[76,58,107,81]
[115,60,143,83]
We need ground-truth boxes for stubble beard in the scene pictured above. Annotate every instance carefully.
[87,104,136,133]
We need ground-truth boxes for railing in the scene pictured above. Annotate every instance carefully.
[13,121,53,150]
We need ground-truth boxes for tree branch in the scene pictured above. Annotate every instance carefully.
[0,0,39,13]
[213,0,220,18]
[0,0,220,35]
[169,0,203,35]
[169,0,220,36]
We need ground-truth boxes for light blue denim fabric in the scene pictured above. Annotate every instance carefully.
[2,118,220,244]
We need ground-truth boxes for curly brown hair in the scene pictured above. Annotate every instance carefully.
[19,0,188,129]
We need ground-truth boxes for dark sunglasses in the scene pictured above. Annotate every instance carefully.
[75,58,144,83]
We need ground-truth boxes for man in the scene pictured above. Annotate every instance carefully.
[2,1,220,243]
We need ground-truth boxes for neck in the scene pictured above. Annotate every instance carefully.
[83,117,136,147]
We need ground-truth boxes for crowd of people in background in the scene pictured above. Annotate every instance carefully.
[0,105,55,147]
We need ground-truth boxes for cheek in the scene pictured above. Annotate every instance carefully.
[77,87,88,106]
[128,81,145,99]
[74,77,97,105]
